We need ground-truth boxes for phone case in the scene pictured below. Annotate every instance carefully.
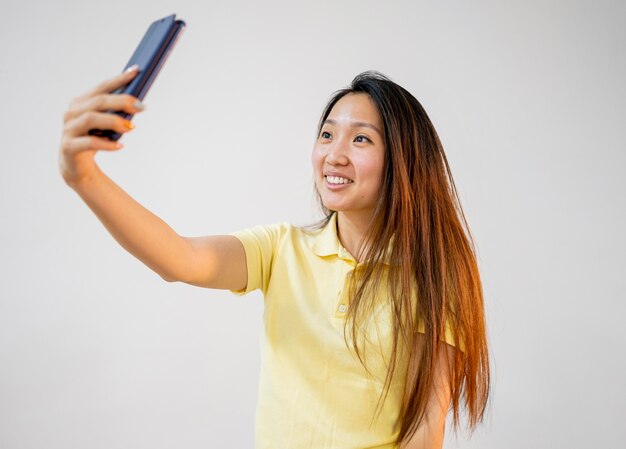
[88,14,186,141]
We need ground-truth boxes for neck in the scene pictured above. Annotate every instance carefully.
[336,210,373,263]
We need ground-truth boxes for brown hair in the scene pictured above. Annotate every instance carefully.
[308,71,491,444]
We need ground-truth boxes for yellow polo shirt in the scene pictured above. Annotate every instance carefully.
[229,212,461,448]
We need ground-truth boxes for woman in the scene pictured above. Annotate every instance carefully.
[59,68,490,448]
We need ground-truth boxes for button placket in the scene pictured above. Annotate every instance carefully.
[334,264,355,319]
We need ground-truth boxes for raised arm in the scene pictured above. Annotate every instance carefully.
[59,67,247,291]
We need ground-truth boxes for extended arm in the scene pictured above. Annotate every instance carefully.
[67,165,247,290]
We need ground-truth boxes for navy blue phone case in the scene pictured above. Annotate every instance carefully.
[88,14,186,141]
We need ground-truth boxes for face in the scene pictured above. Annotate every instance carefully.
[311,93,385,216]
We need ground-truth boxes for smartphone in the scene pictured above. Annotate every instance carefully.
[88,14,186,141]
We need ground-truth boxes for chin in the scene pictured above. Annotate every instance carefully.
[321,202,349,213]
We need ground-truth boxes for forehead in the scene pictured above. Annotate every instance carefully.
[326,93,382,127]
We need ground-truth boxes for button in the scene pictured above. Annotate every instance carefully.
[338,304,347,313]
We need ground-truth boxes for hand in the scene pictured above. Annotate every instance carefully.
[58,66,145,185]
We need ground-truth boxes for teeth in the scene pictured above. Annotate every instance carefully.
[326,176,353,184]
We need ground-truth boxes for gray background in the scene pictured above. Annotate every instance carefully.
[1,0,624,447]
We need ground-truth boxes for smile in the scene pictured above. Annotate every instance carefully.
[325,175,354,185]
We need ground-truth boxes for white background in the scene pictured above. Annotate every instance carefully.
[1,0,624,448]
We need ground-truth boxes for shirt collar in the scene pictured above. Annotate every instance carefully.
[311,212,392,265]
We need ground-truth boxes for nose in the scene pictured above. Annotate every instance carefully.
[325,139,349,166]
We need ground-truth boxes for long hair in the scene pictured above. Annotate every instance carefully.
[308,71,490,444]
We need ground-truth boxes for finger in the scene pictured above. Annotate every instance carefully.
[64,93,145,123]
[81,65,140,100]
[66,135,124,153]
[65,110,135,139]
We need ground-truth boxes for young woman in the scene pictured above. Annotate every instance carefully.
[59,68,490,449]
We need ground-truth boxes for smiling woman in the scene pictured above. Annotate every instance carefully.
[60,68,490,449]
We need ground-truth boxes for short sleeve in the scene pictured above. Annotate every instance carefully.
[416,317,466,354]
[227,222,288,297]
[442,318,466,353]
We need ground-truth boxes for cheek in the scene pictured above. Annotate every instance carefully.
[359,155,384,180]
[360,158,385,196]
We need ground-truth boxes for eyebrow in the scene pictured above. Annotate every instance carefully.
[323,119,383,136]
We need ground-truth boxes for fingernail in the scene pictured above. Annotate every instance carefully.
[125,64,139,73]
[123,119,135,130]
[133,99,145,111]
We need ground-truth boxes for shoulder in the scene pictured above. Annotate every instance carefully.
[272,221,326,253]
[229,220,291,241]
[229,218,329,257]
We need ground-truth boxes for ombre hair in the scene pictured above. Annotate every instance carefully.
[308,71,491,445]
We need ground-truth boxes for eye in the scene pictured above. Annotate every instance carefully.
[320,131,332,139]
[354,135,371,143]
